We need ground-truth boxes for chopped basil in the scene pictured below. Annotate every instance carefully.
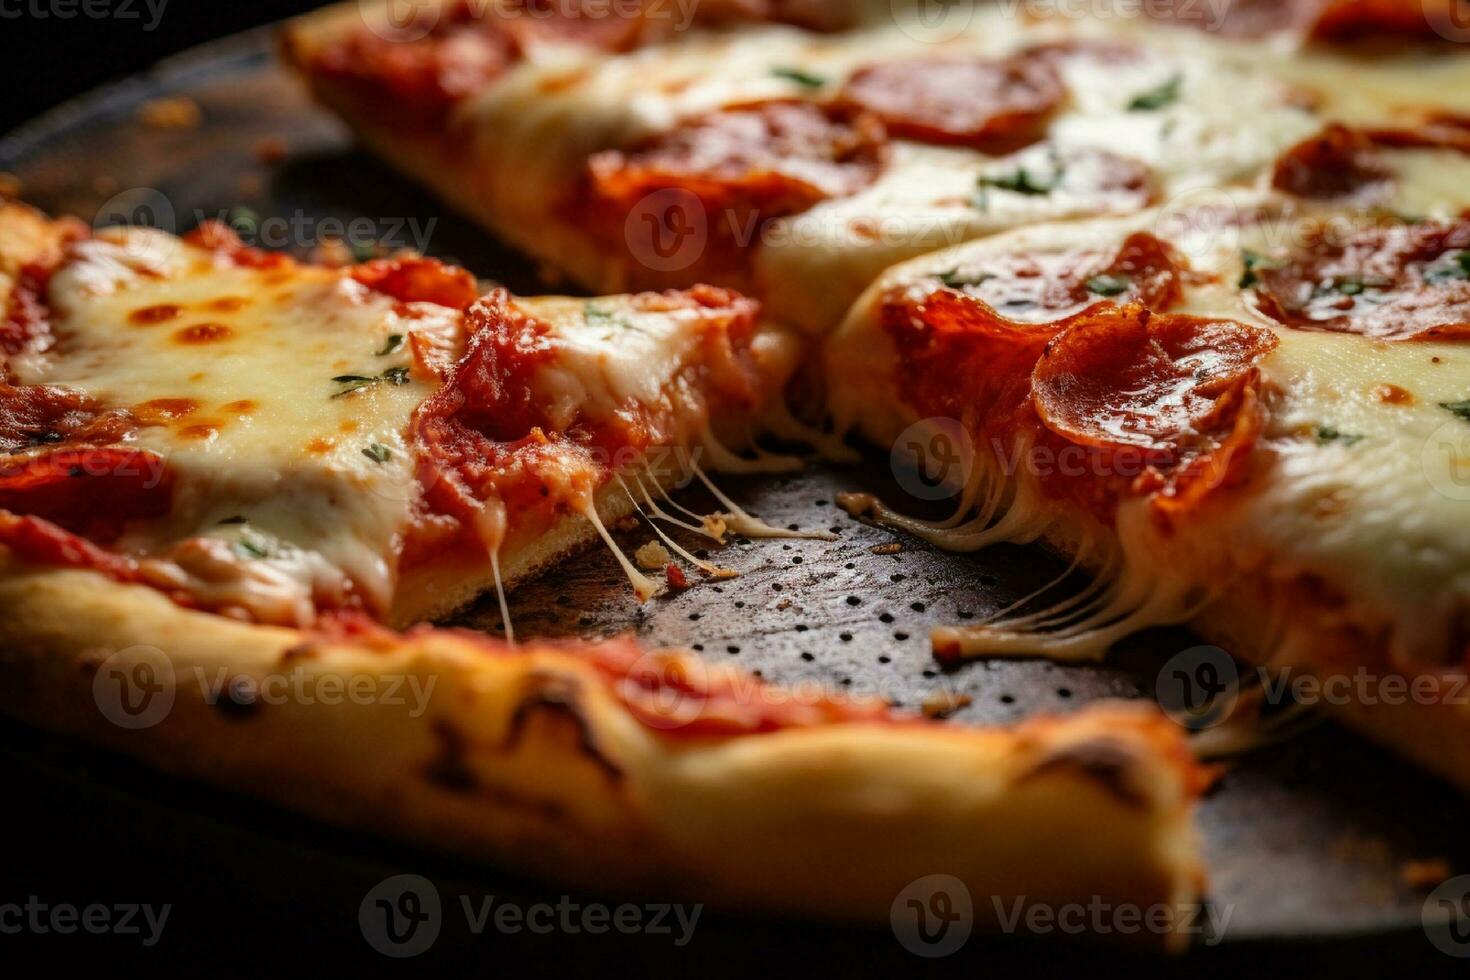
[1314,425,1364,446]
[331,366,410,398]
[770,66,826,88]
[1238,249,1280,289]
[976,166,1060,199]
[1334,278,1370,296]
[376,333,404,356]
[232,530,272,561]
[362,443,392,464]
[350,240,379,263]
[217,515,247,525]
[936,267,994,289]
[1426,250,1470,283]
[1440,400,1470,424]
[1085,274,1130,297]
[1127,74,1182,112]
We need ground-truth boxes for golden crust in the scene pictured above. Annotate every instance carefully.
[0,562,1205,945]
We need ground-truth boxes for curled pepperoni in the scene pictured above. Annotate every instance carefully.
[0,383,135,454]
[1,218,87,361]
[925,231,1186,323]
[1250,219,1470,340]
[351,256,480,310]
[1272,124,1389,201]
[184,221,293,270]
[1310,0,1466,41]
[838,53,1064,153]
[0,447,174,544]
[0,512,141,581]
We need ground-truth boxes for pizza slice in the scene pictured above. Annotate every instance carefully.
[0,199,1210,944]
[826,191,1470,790]
[0,199,816,631]
[283,0,1356,334]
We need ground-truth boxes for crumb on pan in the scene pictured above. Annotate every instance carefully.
[922,690,972,719]
[870,542,903,555]
[138,96,202,130]
[255,137,288,164]
[634,541,672,570]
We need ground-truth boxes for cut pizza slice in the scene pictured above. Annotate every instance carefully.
[827,196,1470,791]
[283,0,1379,334]
[0,199,1211,946]
[0,199,807,632]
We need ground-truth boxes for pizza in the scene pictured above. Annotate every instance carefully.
[0,199,1208,943]
[4,0,1470,952]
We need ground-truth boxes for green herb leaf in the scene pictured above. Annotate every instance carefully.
[362,443,392,464]
[1127,74,1182,112]
[1426,250,1470,284]
[376,333,404,356]
[1238,249,1280,289]
[1085,274,1131,297]
[1440,400,1470,424]
[218,515,247,525]
[332,367,410,398]
[771,66,826,88]
[383,366,410,386]
[1335,278,1369,296]
[1315,425,1364,447]
[232,531,271,561]
[350,240,379,263]
[936,268,994,289]
[226,205,261,236]
[976,166,1060,199]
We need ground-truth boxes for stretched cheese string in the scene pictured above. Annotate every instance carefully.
[690,459,837,541]
[489,547,515,647]
[1189,681,1322,760]
[757,400,861,464]
[615,474,738,578]
[578,498,661,602]
[697,423,804,474]
[632,471,724,540]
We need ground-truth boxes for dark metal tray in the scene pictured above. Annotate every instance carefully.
[1,25,1465,970]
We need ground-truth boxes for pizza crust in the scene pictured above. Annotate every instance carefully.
[0,560,1206,945]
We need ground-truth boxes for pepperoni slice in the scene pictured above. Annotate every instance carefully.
[0,512,141,582]
[1,219,87,361]
[0,383,135,454]
[925,231,1186,323]
[1272,124,1389,201]
[0,447,174,544]
[1250,219,1470,340]
[588,101,885,215]
[351,256,480,310]
[1310,0,1465,41]
[838,53,1064,152]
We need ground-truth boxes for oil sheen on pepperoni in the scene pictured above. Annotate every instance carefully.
[927,231,1185,323]
[1250,219,1470,340]
[839,54,1064,152]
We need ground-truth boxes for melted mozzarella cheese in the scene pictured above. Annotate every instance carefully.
[21,228,455,616]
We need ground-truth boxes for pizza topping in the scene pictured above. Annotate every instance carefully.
[1,219,87,360]
[184,220,293,270]
[1030,305,1276,511]
[837,54,1064,153]
[923,231,1186,324]
[586,101,886,243]
[1249,219,1470,340]
[1271,124,1389,201]
[0,447,173,544]
[973,144,1155,215]
[350,257,480,310]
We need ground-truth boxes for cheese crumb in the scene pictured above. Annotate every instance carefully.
[634,541,672,570]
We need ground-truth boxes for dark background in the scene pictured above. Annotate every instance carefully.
[1,0,321,135]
